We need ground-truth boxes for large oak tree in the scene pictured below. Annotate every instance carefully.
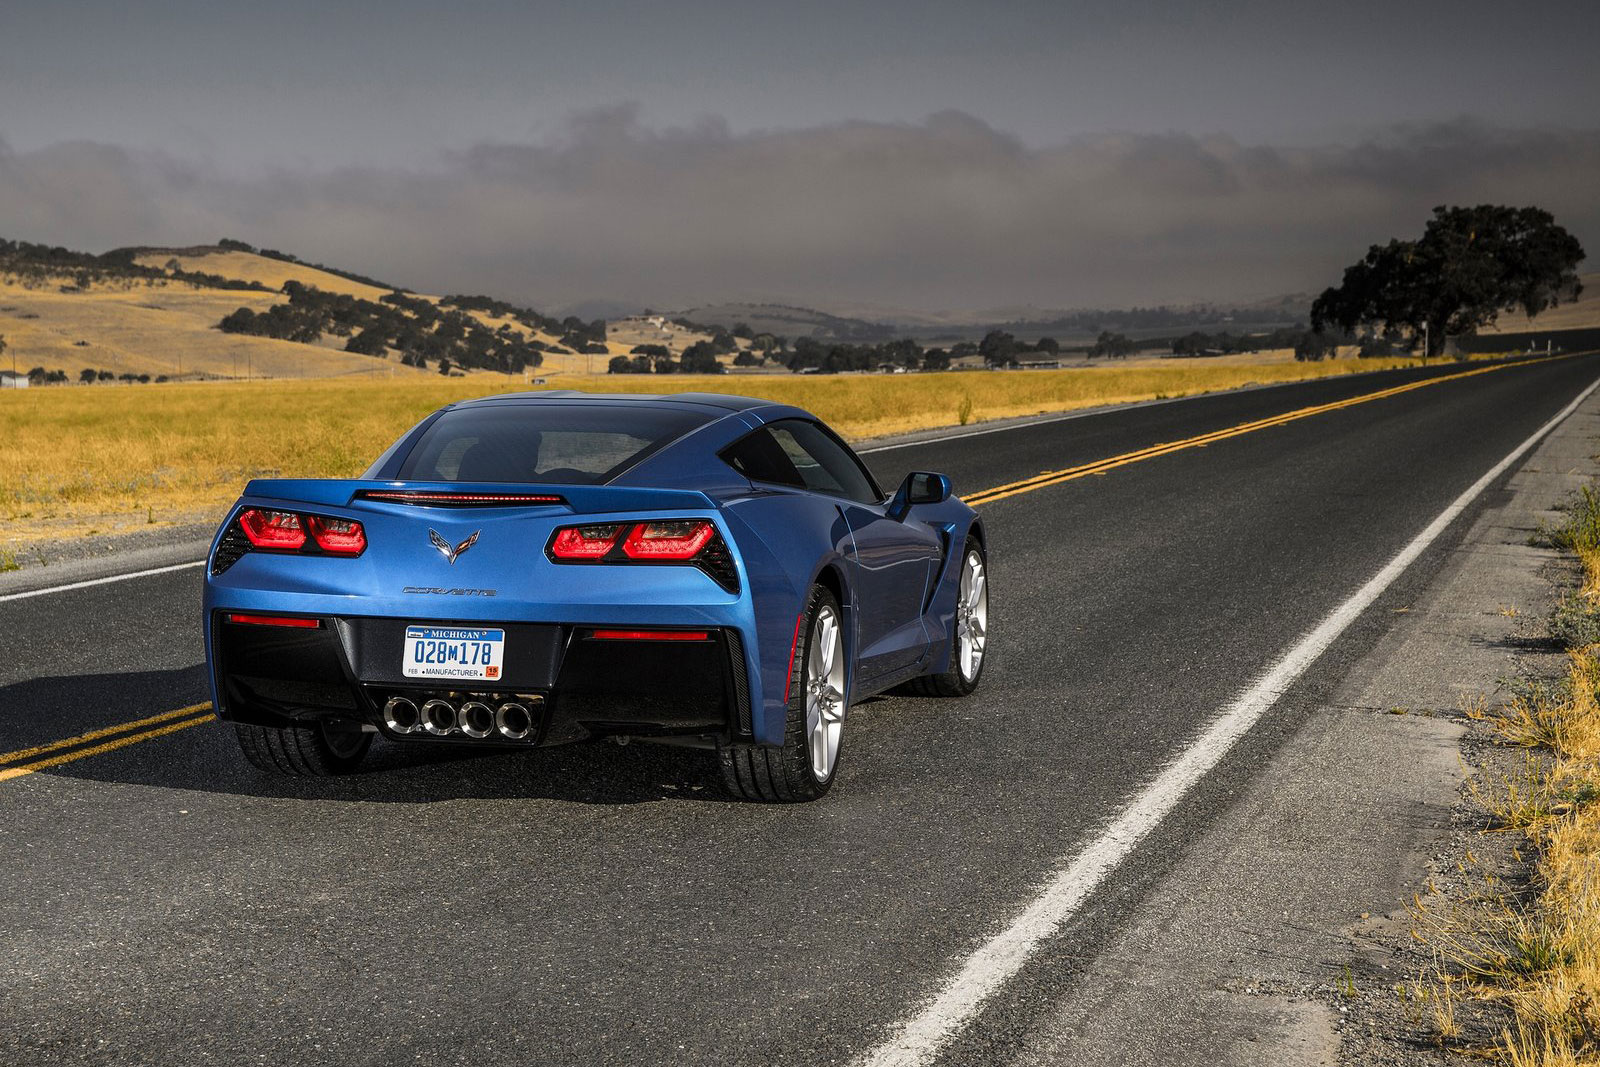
[1311,205,1584,358]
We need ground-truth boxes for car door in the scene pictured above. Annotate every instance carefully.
[760,420,940,683]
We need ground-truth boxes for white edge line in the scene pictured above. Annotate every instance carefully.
[857,371,1600,1067]
[0,560,206,604]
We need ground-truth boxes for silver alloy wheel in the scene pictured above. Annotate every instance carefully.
[804,604,846,781]
[955,548,988,682]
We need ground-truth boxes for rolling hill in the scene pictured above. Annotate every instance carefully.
[1482,272,1600,334]
[0,239,742,384]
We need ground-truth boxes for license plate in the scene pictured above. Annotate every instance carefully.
[402,626,506,681]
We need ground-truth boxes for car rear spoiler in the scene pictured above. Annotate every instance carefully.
[240,479,719,514]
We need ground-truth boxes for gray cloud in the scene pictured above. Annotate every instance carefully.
[1,110,1595,314]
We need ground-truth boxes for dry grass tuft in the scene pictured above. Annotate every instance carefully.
[1408,491,1600,1063]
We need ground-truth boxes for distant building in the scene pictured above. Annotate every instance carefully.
[0,372,29,389]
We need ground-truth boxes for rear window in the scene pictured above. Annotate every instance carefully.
[396,404,710,485]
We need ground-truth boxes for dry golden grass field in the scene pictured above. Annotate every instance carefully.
[1,355,1433,551]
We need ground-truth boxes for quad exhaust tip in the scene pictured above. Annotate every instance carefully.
[421,698,458,736]
[495,701,533,740]
[458,701,495,740]
[383,696,420,734]
[382,694,541,740]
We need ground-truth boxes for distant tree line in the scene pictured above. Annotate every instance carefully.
[610,338,729,375]
[608,329,1076,375]
[217,282,548,374]
[996,303,1301,338]
[0,365,172,386]
[0,238,270,292]
[440,293,565,337]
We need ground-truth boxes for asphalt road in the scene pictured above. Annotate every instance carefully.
[4,354,1598,1067]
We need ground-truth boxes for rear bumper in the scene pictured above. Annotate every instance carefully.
[210,612,753,747]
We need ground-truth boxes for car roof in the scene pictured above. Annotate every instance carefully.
[459,391,777,414]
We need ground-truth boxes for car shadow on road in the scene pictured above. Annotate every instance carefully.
[5,669,735,806]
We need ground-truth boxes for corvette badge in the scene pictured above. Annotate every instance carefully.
[428,528,480,565]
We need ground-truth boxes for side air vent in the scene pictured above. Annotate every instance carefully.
[211,522,252,576]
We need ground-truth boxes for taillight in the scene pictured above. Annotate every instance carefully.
[306,515,367,556]
[621,520,715,560]
[545,518,738,593]
[549,523,625,560]
[213,508,367,576]
[238,508,306,550]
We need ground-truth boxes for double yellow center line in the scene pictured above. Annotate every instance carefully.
[965,353,1576,507]
[0,703,213,783]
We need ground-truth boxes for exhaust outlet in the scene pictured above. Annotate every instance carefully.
[421,698,458,736]
[458,701,495,740]
[382,696,420,734]
[495,702,534,740]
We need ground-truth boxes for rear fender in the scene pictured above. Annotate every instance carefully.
[718,495,855,745]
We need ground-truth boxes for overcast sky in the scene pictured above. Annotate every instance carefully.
[1,0,1596,313]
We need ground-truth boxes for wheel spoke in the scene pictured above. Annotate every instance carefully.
[809,720,829,776]
[954,549,988,682]
[802,603,847,780]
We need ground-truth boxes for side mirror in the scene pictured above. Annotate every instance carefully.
[889,471,952,520]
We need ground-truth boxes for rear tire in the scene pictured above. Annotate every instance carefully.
[234,718,372,776]
[904,536,988,697]
[720,584,846,802]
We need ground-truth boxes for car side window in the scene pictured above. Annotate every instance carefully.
[765,420,882,504]
[722,428,805,487]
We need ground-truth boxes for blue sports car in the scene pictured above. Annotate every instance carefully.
[203,391,989,801]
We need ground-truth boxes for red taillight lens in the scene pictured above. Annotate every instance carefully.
[621,520,715,560]
[549,523,625,560]
[225,613,320,628]
[589,629,711,642]
[306,515,367,556]
[238,508,306,550]
[544,517,736,591]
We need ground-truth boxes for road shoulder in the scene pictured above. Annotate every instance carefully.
[1001,383,1600,1065]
